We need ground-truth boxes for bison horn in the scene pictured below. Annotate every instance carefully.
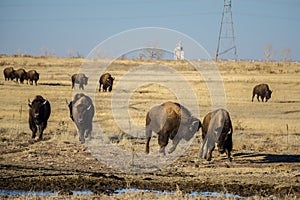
[65,98,69,105]
[227,129,232,135]
[87,105,92,110]
[190,119,201,131]
[28,99,32,108]
[42,100,48,105]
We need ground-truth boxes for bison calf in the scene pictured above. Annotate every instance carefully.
[99,73,114,92]
[28,95,51,141]
[199,109,233,162]
[252,83,272,102]
[71,73,88,90]
[67,93,94,143]
[145,101,201,155]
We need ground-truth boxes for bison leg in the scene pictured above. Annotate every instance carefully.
[78,128,85,143]
[37,122,47,140]
[206,146,214,161]
[200,137,215,161]
[158,132,169,155]
[168,131,180,154]
[251,93,255,102]
[145,137,151,154]
[225,149,232,162]
[257,95,260,102]
[145,128,152,154]
[99,83,102,92]
[29,121,37,139]
[29,118,37,139]
[85,124,92,140]
[168,138,179,154]
[80,83,84,90]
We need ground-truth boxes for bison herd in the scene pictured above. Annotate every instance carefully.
[3,67,40,85]
[71,72,115,92]
[3,66,273,162]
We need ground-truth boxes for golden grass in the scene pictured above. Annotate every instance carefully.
[0,56,299,154]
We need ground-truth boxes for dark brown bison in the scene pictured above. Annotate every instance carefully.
[252,83,272,102]
[28,95,51,141]
[66,93,94,143]
[3,67,16,80]
[145,101,201,155]
[99,73,114,92]
[71,73,88,90]
[199,109,233,162]
[27,70,39,85]
[13,68,27,84]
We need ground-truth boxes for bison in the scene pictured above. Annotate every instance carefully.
[3,67,16,81]
[99,73,114,92]
[27,70,39,85]
[252,83,272,102]
[145,101,201,155]
[12,68,27,84]
[28,95,51,141]
[71,73,88,90]
[199,109,233,162]
[66,93,94,143]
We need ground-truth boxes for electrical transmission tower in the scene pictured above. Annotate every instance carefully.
[216,0,237,61]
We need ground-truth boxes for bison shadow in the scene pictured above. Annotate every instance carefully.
[39,83,71,86]
[233,152,300,163]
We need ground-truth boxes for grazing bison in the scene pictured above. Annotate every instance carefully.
[3,67,16,80]
[99,73,114,92]
[27,70,39,85]
[66,93,94,143]
[13,68,27,84]
[145,101,201,155]
[199,109,233,162]
[71,73,88,90]
[28,95,51,141]
[252,83,272,102]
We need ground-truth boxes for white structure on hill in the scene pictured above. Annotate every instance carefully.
[174,40,184,60]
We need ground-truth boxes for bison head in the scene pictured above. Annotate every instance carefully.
[266,90,272,101]
[83,76,88,85]
[33,72,39,80]
[216,127,232,154]
[106,77,114,91]
[179,117,201,141]
[28,97,48,120]
[74,104,92,124]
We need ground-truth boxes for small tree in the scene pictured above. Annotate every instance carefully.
[264,44,275,61]
[41,47,55,57]
[16,48,25,56]
[138,51,146,60]
[76,51,82,58]
[280,48,291,62]
[67,49,74,57]
[144,47,164,60]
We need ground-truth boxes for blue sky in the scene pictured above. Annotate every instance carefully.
[0,0,299,60]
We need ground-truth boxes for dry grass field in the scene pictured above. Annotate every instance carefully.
[0,55,299,199]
